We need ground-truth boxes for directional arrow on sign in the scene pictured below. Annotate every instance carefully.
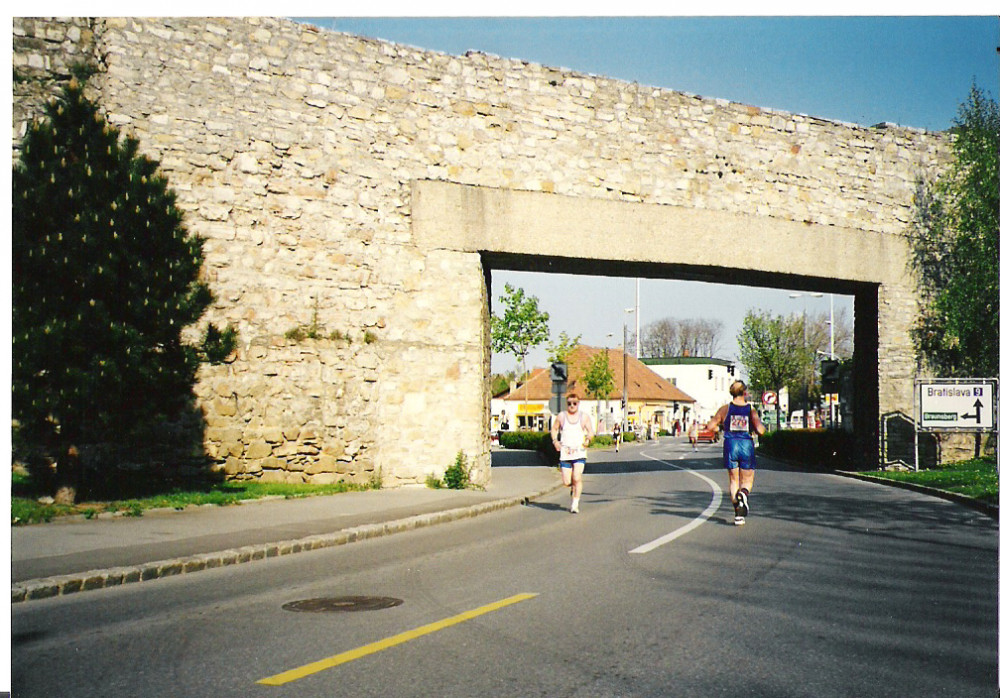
[961,399,984,423]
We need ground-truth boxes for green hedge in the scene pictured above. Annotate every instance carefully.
[499,430,548,450]
[497,428,645,462]
[758,429,853,469]
[498,430,558,463]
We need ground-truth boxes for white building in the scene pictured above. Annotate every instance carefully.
[641,357,741,424]
[492,346,696,436]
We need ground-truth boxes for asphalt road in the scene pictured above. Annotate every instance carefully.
[12,439,998,697]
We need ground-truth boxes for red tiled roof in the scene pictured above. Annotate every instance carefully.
[503,344,695,403]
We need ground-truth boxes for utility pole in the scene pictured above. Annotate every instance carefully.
[623,321,629,432]
[634,278,640,358]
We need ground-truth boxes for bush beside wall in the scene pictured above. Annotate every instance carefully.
[758,429,853,470]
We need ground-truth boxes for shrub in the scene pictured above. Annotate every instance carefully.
[498,430,558,464]
[444,451,470,490]
[758,429,853,469]
[499,430,550,450]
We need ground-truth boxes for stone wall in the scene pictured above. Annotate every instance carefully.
[13,18,97,154]
[12,17,953,482]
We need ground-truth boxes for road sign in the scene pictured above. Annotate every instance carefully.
[916,379,997,431]
[550,362,568,383]
[762,391,778,406]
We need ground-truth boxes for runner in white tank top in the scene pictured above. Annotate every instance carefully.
[551,391,594,513]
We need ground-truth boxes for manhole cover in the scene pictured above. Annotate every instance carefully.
[282,596,404,613]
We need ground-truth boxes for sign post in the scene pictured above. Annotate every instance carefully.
[549,362,568,422]
[914,378,997,471]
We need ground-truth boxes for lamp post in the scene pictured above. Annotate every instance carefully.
[820,293,838,427]
[826,293,835,361]
[634,278,641,358]
[605,332,615,429]
[789,292,822,426]
[624,308,635,432]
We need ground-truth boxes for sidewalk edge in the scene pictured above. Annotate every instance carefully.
[12,482,564,604]
[764,453,998,520]
[832,470,999,520]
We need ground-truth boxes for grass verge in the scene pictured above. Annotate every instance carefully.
[11,471,377,526]
[856,457,997,503]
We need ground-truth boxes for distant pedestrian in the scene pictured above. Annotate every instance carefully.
[613,421,622,452]
[688,421,699,452]
[551,391,594,514]
[705,380,766,526]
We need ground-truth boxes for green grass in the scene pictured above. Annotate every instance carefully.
[857,457,997,503]
[11,471,376,526]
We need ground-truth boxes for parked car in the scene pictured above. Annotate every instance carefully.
[689,424,719,444]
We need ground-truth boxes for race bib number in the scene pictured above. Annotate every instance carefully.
[730,415,750,432]
[563,445,584,459]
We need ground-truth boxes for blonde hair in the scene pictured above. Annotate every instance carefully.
[729,380,747,398]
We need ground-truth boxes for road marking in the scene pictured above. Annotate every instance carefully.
[257,592,538,686]
[629,448,723,554]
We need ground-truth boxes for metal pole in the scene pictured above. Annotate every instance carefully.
[635,278,640,358]
[623,322,629,432]
[829,293,835,359]
[827,295,837,428]
[913,380,920,472]
[802,309,808,424]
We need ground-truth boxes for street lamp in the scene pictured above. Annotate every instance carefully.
[790,292,841,427]
[789,293,822,426]
[634,278,641,358]
[605,332,615,429]
[624,308,635,431]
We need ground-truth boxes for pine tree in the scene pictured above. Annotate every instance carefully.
[12,78,236,503]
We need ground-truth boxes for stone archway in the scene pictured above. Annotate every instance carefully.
[412,179,912,468]
[14,17,940,485]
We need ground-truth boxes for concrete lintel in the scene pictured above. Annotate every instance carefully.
[411,180,909,287]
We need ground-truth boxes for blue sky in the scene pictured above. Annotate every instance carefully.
[302,16,997,132]
[292,15,999,372]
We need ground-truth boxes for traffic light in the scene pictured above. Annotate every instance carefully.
[550,362,568,383]
[821,360,840,393]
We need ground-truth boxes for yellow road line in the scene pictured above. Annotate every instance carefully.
[258,592,538,686]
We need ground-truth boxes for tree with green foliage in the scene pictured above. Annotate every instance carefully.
[910,83,999,379]
[12,78,237,503]
[581,349,616,423]
[738,310,810,430]
[491,284,550,418]
[547,331,581,363]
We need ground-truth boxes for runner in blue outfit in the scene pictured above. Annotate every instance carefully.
[705,380,766,526]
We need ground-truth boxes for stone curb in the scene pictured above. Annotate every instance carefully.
[12,483,564,604]
[762,454,998,520]
[832,470,999,520]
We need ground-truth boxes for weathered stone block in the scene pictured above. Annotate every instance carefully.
[245,441,272,459]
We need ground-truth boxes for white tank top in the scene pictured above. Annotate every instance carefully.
[559,411,587,461]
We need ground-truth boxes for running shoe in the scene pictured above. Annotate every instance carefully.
[736,489,749,518]
[734,515,746,526]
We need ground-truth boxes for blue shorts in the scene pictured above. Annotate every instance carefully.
[560,459,586,469]
[723,438,757,471]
